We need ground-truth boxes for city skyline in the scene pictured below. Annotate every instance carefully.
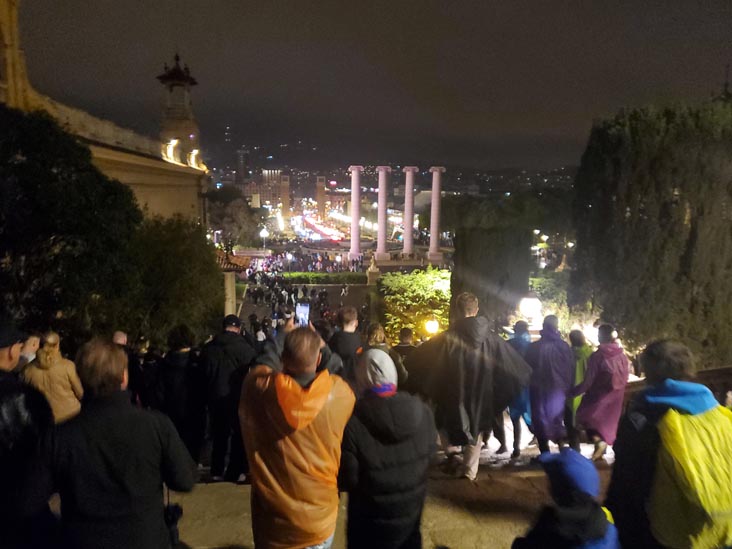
[21,1,732,170]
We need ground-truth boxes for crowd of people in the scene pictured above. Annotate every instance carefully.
[2,290,732,549]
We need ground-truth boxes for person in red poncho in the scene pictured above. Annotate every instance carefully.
[569,324,629,461]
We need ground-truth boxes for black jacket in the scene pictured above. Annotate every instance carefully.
[156,351,206,437]
[512,493,615,549]
[0,371,55,548]
[32,391,195,549]
[329,331,362,379]
[604,396,667,549]
[339,392,437,549]
[406,316,531,446]
[200,331,257,403]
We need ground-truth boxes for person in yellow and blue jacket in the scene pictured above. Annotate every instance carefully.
[606,340,732,549]
[512,448,619,549]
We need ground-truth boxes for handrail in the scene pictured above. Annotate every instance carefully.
[623,366,732,410]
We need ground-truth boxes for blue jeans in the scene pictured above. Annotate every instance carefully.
[304,533,334,549]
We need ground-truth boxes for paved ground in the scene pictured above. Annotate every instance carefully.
[172,428,613,549]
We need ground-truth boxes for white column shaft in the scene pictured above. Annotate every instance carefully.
[428,167,445,262]
[348,166,363,261]
[375,166,391,261]
[402,167,417,256]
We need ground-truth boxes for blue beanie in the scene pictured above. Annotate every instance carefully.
[539,448,600,499]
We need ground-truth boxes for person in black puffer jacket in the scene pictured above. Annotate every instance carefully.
[199,315,257,481]
[156,324,207,463]
[339,348,437,549]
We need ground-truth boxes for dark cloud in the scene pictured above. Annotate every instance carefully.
[20,1,732,169]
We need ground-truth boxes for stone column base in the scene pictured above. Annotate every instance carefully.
[427,251,444,263]
[367,269,381,285]
[348,251,361,261]
[223,272,236,316]
[374,252,391,262]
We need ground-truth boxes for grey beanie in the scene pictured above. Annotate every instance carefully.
[355,347,398,397]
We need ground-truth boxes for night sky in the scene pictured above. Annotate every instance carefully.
[20,1,732,169]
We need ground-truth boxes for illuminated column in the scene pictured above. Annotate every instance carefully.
[427,166,445,263]
[402,166,418,257]
[348,166,364,261]
[375,166,392,262]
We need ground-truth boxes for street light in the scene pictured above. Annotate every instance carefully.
[260,227,270,249]
[425,319,439,335]
[519,294,543,329]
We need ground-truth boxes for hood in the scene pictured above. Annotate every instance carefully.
[355,348,397,398]
[573,344,594,360]
[644,378,718,415]
[540,325,564,342]
[354,392,423,444]
[598,342,624,358]
[274,369,333,430]
[213,331,244,347]
[453,316,491,346]
[36,348,60,370]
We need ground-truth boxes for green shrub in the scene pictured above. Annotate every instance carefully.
[281,272,367,285]
[378,268,451,341]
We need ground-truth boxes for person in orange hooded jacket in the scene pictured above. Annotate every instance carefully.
[240,327,355,549]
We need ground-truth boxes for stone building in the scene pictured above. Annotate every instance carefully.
[0,0,209,219]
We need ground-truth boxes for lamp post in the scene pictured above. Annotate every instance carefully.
[260,227,270,249]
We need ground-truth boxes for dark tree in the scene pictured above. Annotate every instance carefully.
[206,185,263,252]
[452,227,532,326]
[119,216,224,346]
[1,105,227,350]
[441,190,572,324]
[0,105,141,341]
[570,102,732,365]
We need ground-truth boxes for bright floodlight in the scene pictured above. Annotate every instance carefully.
[540,234,549,242]
[260,228,270,238]
[335,255,342,262]
[425,319,439,335]
[533,229,541,235]
[285,252,293,260]
[519,295,542,322]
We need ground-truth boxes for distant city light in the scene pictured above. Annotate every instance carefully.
[540,234,549,242]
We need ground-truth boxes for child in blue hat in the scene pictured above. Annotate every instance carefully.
[512,448,619,549]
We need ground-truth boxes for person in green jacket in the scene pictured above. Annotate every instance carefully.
[567,330,593,451]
